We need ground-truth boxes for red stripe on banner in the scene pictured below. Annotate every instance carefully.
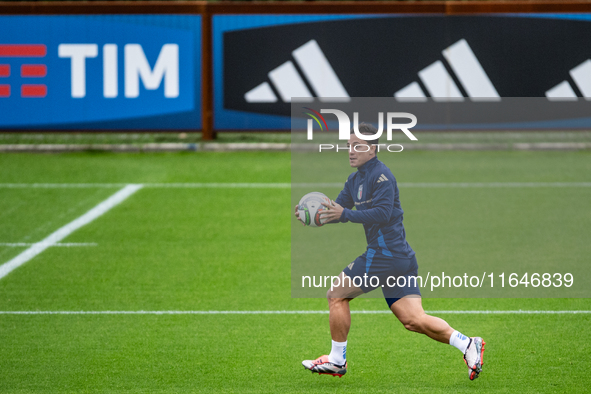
[21,65,47,77]
[0,45,46,57]
[0,65,9,77]
[21,84,47,98]
[0,85,10,97]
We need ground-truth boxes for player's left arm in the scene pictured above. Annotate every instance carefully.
[320,200,346,223]
[324,177,394,224]
[322,177,354,224]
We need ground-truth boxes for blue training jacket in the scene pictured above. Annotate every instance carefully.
[334,156,415,259]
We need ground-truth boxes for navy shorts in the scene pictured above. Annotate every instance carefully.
[342,248,421,308]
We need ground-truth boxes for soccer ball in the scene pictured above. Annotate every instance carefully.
[297,192,332,227]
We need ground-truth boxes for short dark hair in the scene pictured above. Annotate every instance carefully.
[350,122,380,146]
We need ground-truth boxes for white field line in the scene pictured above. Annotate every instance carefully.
[0,183,130,188]
[0,184,142,280]
[0,183,291,188]
[147,183,291,188]
[0,310,589,315]
[1,182,591,189]
[296,182,591,188]
[399,182,591,188]
[0,243,97,247]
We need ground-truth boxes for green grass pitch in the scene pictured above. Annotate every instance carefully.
[0,151,590,393]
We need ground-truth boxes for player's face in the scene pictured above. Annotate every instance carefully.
[347,134,375,168]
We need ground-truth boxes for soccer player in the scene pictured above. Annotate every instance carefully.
[294,123,485,380]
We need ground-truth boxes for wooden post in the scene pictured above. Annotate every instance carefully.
[201,5,215,140]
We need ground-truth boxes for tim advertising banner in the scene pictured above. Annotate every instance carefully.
[0,15,201,130]
[217,14,591,130]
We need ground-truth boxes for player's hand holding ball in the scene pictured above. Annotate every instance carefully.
[319,200,344,223]
[296,192,338,227]
[294,204,305,226]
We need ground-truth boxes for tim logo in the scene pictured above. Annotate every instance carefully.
[0,44,48,98]
[306,108,418,141]
[0,15,197,129]
[58,44,178,99]
[0,43,179,100]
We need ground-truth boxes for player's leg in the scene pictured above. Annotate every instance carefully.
[389,295,452,343]
[389,296,485,380]
[327,271,364,342]
[302,259,367,377]
[383,255,486,380]
[380,255,452,342]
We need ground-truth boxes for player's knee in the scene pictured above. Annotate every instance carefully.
[326,289,338,302]
[400,316,423,333]
[326,289,346,305]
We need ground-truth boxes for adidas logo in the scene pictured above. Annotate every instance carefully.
[394,39,500,102]
[244,39,350,103]
[545,59,591,100]
[347,262,355,270]
[377,174,389,183]
[245,37,588,104]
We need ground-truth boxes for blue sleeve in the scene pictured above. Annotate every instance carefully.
[341,180,393,224]
[323,179,354,225]
[335,180,354,210]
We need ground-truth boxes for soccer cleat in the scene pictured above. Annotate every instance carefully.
[302,355,347,377]
[463,337,486,380]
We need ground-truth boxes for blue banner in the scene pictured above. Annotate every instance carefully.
[213,15,367,130]
[215,14,591,130]
[0,15,201,130]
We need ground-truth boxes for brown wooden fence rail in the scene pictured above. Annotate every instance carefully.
[2,1,591,140]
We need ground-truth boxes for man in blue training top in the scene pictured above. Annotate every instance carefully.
[295,123,485,380]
